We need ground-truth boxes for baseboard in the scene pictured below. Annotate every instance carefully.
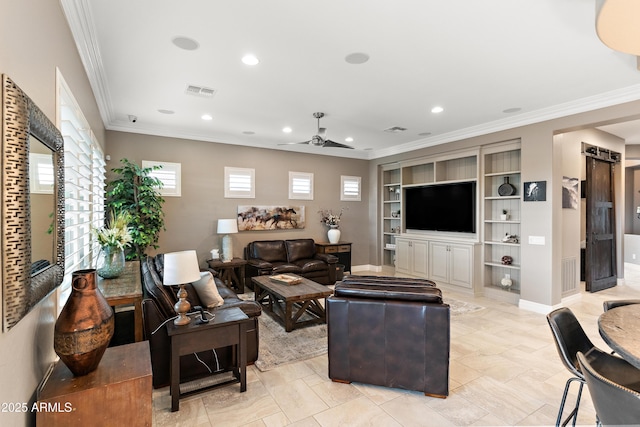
[518,298,555,314]
[351,264,381,273]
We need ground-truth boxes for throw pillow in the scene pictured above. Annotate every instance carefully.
[191,271,224,308]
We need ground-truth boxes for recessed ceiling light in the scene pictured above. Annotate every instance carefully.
[345,137,354,143]
[158,109,175,115]
[418,132,432,136]
[243,131,256,135]
[345,52,370,64]
[172,36,199,51]
[431,106,444,114]
[242,54,260,65]
[503,107,522,114]
[282,127,292,133]
[201,114,213,121]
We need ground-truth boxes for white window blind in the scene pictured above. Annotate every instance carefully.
[341,175,362,201]
[289,171,313,200]
[225,167,255,198]
[142,160,181,196]
[57,71,105,301]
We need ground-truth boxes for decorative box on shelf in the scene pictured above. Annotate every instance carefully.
[385,243,396,250]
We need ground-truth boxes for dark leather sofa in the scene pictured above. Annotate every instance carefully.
[244,239,338,288]
[141,254,261,388]
[326,275,450,397]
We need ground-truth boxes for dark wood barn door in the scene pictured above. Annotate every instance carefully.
[585,155,617,292]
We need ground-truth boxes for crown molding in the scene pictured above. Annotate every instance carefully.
[60,0,114,125]
[369,84,640,160]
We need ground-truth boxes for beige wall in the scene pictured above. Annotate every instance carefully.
[105,132,371,268]
[0,1,105,425]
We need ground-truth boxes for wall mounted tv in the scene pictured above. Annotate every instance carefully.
[404,182,476,233]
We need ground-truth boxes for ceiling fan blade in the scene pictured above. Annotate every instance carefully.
[278,140,311,146]
[322,139,354,149]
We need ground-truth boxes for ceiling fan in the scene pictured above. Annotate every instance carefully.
[280,112,354,149]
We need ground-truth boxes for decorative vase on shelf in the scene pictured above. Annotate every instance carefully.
[54,269,114,376]
[327,225,341,244]
[96,245,126,279]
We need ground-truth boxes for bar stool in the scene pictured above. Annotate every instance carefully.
[546,307,609,427]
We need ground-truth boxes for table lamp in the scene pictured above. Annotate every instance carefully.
[217,219,238,262]
[163,250,201,325]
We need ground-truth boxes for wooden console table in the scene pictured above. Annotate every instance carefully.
[37,341,152,426]
[97,261,143,342]
[207,258,246,293]
[316,242,352,273]
[166,307,250,412]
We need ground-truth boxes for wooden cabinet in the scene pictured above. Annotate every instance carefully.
[315,242,352,272]
[482,142,521,303]
[395,238,428,277]
[429,242,473,289]
[37,341,152,426]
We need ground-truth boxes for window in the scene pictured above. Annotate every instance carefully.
[57,70,105,302]
[341,175,361,201]
[225,167,255,198]
[289,171,314,200]
[142,160,181,196]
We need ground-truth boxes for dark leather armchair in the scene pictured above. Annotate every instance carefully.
[141,254,261,388]
[326,276,449,397]
[245,239,337,288]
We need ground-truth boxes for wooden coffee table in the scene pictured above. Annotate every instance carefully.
[251,274,332,332]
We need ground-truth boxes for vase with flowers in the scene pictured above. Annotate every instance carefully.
[319,208,346,244]
[92,210,133,278]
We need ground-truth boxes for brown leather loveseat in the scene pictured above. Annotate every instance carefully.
[326,275,450,397]
[141,254,261,388]
[244,239,338,288]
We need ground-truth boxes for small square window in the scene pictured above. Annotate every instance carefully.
[142,160,181,197]
[341,175,361,201]
[289,171,314,200]
[29,153,54,194]
[225,167,255,198]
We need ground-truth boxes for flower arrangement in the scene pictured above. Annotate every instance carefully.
[318,207,347,228]
[92,210,133,249]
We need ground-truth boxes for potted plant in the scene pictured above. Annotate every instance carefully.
[500,209,509,221]
[105,158,166,260]
[92,210,133,278]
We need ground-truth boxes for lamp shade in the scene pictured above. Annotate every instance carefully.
[217,219,238,234]
[163,250,201,286]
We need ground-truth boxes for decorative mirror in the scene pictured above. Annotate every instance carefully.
[2,75,65,331]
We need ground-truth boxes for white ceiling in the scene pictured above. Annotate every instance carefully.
[61,0,640,160]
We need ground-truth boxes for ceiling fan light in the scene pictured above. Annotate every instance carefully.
[345,137,354,142]
[242,54,260,65]
[282,127,292,133]
[431,106,444,114]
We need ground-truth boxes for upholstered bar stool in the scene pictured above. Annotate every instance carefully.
[547,307,609,427]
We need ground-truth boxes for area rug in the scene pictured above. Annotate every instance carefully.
[240,292,484,371]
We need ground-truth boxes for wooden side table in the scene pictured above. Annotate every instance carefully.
[97,261,143,342]
[36,341,152,426]
[166,307,250,412]
[316,242,352,273]
[207,258,247,293]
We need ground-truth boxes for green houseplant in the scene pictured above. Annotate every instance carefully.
[105,158,165,260]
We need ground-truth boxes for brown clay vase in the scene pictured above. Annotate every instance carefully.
[54,269,114,376]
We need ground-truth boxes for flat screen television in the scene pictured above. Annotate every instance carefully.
[404,182,476,233]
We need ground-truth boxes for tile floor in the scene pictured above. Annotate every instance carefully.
[152,265,640,426]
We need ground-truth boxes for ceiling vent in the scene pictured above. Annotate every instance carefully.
[383,126,407,133]
[185,85,216,98]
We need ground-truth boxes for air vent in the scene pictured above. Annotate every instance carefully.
[185,85,216,98]
[383,126,407,133]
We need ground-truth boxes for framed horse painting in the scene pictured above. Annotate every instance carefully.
[237,205,306,230]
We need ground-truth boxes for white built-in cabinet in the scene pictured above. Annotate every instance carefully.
[380,141,523,302]
[395,238,428,277]
[482,142,521,304]
[429,242,473,289]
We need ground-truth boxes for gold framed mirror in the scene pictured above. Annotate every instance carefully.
[2,75,65,331]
